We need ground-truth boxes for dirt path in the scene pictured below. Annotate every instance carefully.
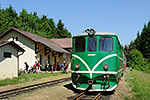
[110,70,132,100]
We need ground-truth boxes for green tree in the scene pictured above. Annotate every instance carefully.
[129,49,150,73]
[0,5,18,33]
[63,28,71,38]
[56,19,64,38]
[124,22,150,62]
[133,31,141,51]
[27,12,40,35]
[124,44,130,62]
[124,40,136,62]
[0,5,2,33]
[47,18,56,38]
[139,22,150,60]
[56,19,71,38]
[0,5,71,39]
[18,8,30,30]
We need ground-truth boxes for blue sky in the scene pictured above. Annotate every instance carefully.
[1,0,150,46]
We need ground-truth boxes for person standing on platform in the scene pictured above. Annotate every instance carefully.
[33,61,37,73]
[54,62,57,72]
[57,62,60,71]
[24,62,29,74]
[37,61,41,73]
[51,66,54,74]
[45,61,49,73]
[63,61,68,74]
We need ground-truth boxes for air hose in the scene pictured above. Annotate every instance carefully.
[75,74,81,86]
[103,75,110,89]
[106,75,110,89]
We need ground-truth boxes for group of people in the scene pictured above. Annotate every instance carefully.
[56,61,68,74]
[33,61,41,73]
[24,61,41,74]
[60,61,68,74]
[45,61,68,74]
[24,61,68,74]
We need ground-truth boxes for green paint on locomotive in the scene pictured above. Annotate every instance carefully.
[71,32,124,91]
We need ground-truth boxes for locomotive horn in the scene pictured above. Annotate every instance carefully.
[90,29,96,35]
[85,28,96,36]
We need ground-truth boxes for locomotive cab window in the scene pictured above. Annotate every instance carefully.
[99,37,113,51]
[74,38,85,52]
[88,37,97,51]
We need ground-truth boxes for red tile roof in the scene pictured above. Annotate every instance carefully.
[0,27,70,54]
[50,38,72,49]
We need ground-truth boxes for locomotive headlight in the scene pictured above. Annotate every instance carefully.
[75,64,80,71]
[103,64,109,71]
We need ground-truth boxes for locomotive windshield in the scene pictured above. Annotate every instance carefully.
[74,38,85,52]
[88,37,97,51]
[99,37,113,51]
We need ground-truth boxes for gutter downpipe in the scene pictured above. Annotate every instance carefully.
[17,51,25,76]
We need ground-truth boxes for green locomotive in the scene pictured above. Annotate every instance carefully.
[71,29,124,91]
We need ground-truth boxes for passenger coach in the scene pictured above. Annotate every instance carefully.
[71,29,124,91]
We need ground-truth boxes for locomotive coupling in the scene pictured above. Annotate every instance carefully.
[88,80,94,85]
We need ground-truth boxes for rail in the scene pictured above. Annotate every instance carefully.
[0,77,71,99]
[72,92,101,100]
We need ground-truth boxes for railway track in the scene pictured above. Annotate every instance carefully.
[72,92,102,100]
[0,77,71,99]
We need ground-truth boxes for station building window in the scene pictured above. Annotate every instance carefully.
[4,52,12,58]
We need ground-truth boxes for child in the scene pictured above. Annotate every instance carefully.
[51,66,54,74]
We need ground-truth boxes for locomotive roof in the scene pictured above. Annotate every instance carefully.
[73,32,117,37]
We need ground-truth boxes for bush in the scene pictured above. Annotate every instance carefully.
[129,49,150,73]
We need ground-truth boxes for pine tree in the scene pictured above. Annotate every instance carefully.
[140,22,150,59]
[0,5,18,33]
[124,44,130,62]
[0,4,2,33]
[19,8,30,30]
[133,31,141,51]
[56,19,71,38]
[56,19,64,38]
[48,18,56,38]
[0,5,72,39]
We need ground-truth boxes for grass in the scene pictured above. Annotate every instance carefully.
[125,69,150,100]
[0,71,71,86]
